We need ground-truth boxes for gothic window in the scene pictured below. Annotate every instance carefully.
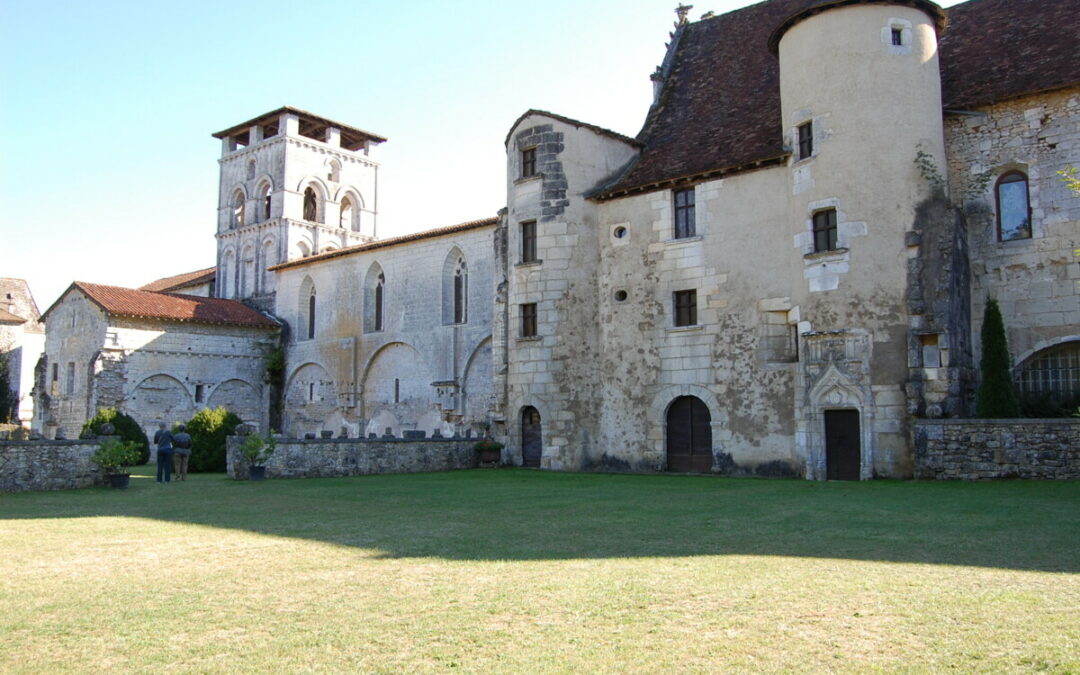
[299,276,316,341]
[521,147,537,178]
[521,220,537,263]
[673,289,697,327]
[813,209,838,252]
[66,362,75,396]
[996,171,1031,241]
[454,259,467,324]
[797,122,813,160]
[673,188,695,239]
[365,264,385,333]
[232,190,245,228]
[520,303,537,337]
[327,159,341,182]
[303,187,318,222]
[307,287,316,340]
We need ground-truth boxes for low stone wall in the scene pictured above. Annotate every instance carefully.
[0,440,105,493]
[226,437,478,480]
[914,419,1080,480]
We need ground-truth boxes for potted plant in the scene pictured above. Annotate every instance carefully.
[90,438,142,489]
[240,432,276,481]
[474,439,504,465]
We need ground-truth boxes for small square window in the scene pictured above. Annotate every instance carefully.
[920,334,941,368]
[521,148,537,178]
[891,27,903,46]
[520,303,538,337]
[521,220,537,263]
[673,188,695,239]
[797,122,813,160]
[813,209,838,253]
[673,290,697,327]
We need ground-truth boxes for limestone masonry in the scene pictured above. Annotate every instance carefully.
[32,0,1080,480]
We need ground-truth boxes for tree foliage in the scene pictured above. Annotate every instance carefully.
[976,298,1021,418]
[81,408,151,464]
[184,407,243,473]
[0,355,15,423]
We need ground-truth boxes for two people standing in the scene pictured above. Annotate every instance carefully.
[153,422,193,482]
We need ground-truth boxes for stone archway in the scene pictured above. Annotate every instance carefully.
[125,374,194,439]
[206,379,261,429]
[283,362,337,437]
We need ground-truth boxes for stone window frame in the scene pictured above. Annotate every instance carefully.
[521,147,537,179]
[994,170,1032,242]
[812,208,838,253]
[520,302,538,338]
[256,180,273,222]
[883,18,913,55]
[231,187,247,229]
[520,220,538,264]
[672,187,696,240]
[673,289,698,328]
[797,121,813,161]
[363,263,385,334]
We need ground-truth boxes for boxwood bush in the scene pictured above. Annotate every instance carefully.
[80,408,150,465]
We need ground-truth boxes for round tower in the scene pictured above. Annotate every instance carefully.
[773,0,948,257]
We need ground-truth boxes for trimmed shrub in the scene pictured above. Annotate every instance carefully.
[81,408,151,465]
[976,298,1021,418]
[184,407,242,473]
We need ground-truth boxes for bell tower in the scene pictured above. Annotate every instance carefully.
[211,107,386,308]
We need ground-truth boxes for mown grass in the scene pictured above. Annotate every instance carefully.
[1,468,1078,673]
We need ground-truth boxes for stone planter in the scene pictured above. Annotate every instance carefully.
[249,466,267,481]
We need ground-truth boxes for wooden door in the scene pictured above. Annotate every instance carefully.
[666,396,712,473]
[521,407,542,467]
[825,409,861,480]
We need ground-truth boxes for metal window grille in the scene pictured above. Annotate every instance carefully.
[1017,343,1080,402]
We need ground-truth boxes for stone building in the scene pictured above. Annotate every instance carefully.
[0,278,44,426]
[30,0,1079,478]
[35,283,278,440]
[138,267,216,297]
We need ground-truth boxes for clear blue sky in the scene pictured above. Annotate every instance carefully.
[0,0,965,310]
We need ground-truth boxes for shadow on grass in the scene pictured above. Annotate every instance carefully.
[3,467,1078,572]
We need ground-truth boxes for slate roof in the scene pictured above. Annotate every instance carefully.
[44,282,279,329]
[271,217,500,271]
[139,266,217,293]
[596,0,1080,200]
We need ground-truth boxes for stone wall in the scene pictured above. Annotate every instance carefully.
[226,436,477,480]
[0,439,104,492]
[913,419,1080,480]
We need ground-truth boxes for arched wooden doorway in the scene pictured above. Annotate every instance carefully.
[521,407,542,467]
[666,396,712,473]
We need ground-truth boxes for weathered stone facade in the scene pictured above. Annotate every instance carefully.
[226,436,477,480]
[914,419,1080,480]
[0,278,44,426]
[0,439,105,492]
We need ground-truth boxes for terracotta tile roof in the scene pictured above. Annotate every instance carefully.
[0,308,25,324]
[47,282,279,329]
[504,109,642,148]
[139,266,217,293]
[940,0,1080,110]
[270,217,500,271]
[597,0,1079,200]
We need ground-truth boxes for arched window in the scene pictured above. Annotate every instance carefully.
[340,196,353,229]
[247,159,256,180]
[232,190,245,229]
[259,183,272,222]
[364,264,385,333]
[303,187,318,222]
[375,272,384,331]
[307,287,317,340]
[327,159,341,182]
[1017,341,1080,409]
[261,239,275,292]
[220,250,235,299]
[996,171,1031,241]
[454,259,467,324]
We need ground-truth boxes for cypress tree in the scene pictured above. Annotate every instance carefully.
[976,297,1021,418]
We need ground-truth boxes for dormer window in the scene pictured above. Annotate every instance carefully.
[521,147,537,178]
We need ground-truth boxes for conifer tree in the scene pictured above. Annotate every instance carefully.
[976,297,1021,418]
[0,355,14,423]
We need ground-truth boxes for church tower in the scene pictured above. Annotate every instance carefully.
[211,107,386,308]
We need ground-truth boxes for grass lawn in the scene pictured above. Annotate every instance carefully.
[1,468,1078,673]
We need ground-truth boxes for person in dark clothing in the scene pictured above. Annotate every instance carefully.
[153,422,174,483]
